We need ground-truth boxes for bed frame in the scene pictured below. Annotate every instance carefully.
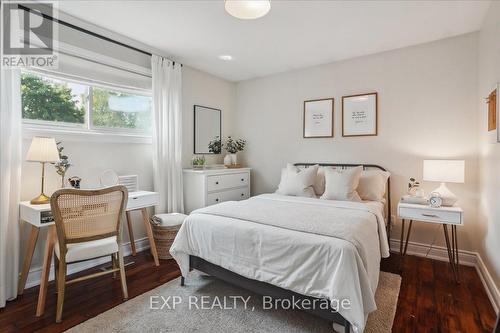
[180,163,391,333]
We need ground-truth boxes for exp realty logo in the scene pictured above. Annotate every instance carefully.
[1,1,58,68]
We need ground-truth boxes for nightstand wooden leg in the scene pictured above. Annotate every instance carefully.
[399,219,405,255]
[453,225,460,282]
[443,224,459,283]
[141,208,159,266]
[403,220,413,255]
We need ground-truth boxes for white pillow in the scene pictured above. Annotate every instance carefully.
[312,166,325,196]
[276,164,319,197]
[320,166,363,201]
[357,170,390,202]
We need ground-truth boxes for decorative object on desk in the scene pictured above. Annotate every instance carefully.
[401,194,428,205]
[192,156,206,170]
[68,176,81,189]
[342,92,378,137]
[423,160,464,206]
[52,142,71,188]
[407,177,424,197]
[99,169,119,188]
[26,137,60,204]
[223,154,232,166]
[225,136,246,165]
[303,98,334,138]
[208,136,222,154]
[429,191,443,208]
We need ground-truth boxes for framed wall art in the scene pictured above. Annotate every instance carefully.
[342,92,378,137]
[303,98,334,138]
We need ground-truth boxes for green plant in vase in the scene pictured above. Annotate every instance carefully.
[192,155,206,169]
[225,136,246,165]
[53,142,71,188]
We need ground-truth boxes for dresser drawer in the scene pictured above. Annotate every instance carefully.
[399,206,462,225]
[206,187,250,206]
[207,173,249,192]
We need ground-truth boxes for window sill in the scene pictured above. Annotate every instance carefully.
[22,125,152,144]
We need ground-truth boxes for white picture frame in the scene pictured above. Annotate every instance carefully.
[303,98,334,138]
[342,93,378,137]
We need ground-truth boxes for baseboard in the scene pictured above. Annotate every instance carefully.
[23,237,151,290]
[389,238,499,313]
[388,239,477,266]
[475,253,500,313]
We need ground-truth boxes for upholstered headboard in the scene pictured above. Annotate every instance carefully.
[294,163,392,237]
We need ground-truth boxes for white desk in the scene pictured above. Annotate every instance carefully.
[18,190,160,316]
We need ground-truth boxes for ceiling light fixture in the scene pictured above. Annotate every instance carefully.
[224,0,271,20]
[218,55,233,61]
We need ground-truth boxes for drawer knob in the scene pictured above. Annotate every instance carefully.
[422,213,439,218]
[241,178,244,181]
[241,193,244,196]
[215,198,219,202]
[215,181,219,185]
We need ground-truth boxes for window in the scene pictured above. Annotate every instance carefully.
[21,71,152,135]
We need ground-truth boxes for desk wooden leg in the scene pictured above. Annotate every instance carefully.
[36,226,56,317]
[18,225,39,295]
[140,208,159,266]
[125,211,137,256]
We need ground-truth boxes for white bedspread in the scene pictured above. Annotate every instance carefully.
[170,194,390,332]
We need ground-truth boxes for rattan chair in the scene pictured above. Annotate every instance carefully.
[50,185,129,323]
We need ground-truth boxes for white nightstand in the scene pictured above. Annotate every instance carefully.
[397,201,463,283]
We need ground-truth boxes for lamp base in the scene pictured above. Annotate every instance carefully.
[431,183,458,206]
[30,193,50,205]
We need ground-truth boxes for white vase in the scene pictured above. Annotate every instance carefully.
[224,154,232,166]
[230,153,237,165]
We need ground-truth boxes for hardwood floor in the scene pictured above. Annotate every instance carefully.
[0,251,496,333]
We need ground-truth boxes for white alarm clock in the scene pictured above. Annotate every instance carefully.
[429,192,443,208]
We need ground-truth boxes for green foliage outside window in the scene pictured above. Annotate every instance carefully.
[21,72,152,131]
[21,73,85,124]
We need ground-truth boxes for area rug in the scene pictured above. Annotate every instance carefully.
[67,271,401,333]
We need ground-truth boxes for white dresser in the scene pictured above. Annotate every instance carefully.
[183,167,251,213]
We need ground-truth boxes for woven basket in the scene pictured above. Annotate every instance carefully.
[151,222,181,260]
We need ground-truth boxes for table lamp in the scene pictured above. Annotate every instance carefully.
[26,137,60,204]
[423,160,465,206]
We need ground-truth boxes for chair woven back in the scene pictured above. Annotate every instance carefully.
[50,186,128,245]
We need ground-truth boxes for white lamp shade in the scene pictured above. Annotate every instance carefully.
[225,0,271,20]
[26,137,60,162]
[423,160,465,183]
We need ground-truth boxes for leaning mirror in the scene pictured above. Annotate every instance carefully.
[194,105,221,154]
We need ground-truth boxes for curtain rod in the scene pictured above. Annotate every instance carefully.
[17,4,182,67]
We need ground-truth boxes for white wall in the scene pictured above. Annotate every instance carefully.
[235,33,479,252]
[20,65,236,281]
[477,1,500,291]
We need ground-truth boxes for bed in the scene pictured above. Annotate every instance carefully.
[170,163,391,333]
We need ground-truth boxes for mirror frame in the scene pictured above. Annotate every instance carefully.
[193,105,222,154]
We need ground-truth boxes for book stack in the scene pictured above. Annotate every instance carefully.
[401,195,428,205]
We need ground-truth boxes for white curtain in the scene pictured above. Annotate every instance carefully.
[0,68,22,307]
[151,55,184,213]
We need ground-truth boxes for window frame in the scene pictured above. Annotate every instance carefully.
[21,70,153,143]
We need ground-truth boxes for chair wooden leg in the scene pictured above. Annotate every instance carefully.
[55,260,66,323]
[117,250,128,300]
[111,254,117,279]
[53,255,59,294]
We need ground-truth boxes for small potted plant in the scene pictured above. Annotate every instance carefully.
[408,177,424,197]
[52,142,71,188]
[192,155,206,170]
[224,136,246,166]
